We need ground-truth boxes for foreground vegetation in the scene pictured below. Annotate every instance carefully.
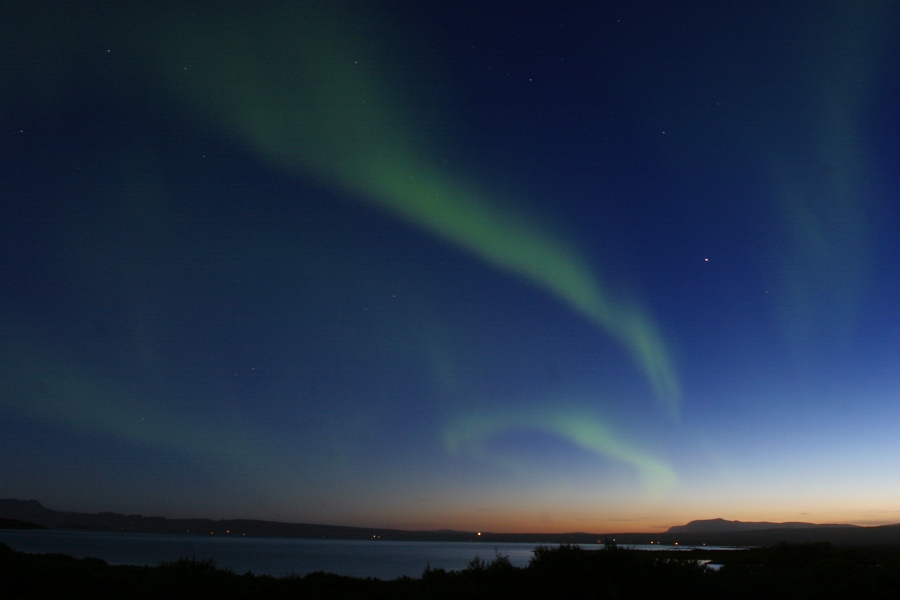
[3,541,900,599]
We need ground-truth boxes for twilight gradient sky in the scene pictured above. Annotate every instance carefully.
[2,0,900,533]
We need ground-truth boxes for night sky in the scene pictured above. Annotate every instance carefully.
[2,1,900,534]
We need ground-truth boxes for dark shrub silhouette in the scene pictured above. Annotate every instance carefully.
[4,541,900,599]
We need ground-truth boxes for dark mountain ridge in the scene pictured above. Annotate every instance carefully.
[0,499,480,541]
[3,500,900,546]
[667,518,859,534]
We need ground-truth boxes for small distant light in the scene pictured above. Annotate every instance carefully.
[704,258,709,262]
[477,532,482,536]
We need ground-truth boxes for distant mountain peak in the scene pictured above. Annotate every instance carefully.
[666,518,858,534]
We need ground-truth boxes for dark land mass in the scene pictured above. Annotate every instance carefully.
[3,499,900,546]
[0,518,45,530]
[667,518,859,533]
[4,540,900,599]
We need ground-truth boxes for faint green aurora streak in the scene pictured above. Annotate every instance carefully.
[445,408,676,491]
[153,3,681,413]
[765,1,895,355]
[0,328,266,471]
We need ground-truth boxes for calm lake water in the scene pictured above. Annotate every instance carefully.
[0,529,595,578]
[0,529,730,579]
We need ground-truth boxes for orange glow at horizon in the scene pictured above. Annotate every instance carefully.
[309,496,900,534]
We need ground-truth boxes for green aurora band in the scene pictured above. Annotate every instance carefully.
[0,327,265,471]
[0,1,680,478]
[445,407,676,492]
[150,3,681,414]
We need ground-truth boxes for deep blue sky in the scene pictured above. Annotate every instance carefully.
[2,0,899,532]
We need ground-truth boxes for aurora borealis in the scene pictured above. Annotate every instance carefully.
[2,1,900,533]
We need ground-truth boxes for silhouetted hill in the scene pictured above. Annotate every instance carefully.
[667,518,858,534]
[0,499,614,543]
[0,499,481,541]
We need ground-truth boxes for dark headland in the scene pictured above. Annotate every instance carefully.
[3,499,900,546]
